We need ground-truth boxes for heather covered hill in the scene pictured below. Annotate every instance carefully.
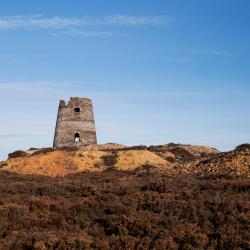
[0,171,249,249]
[0,144,250,249]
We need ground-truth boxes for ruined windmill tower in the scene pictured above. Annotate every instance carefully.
[53,97,97,148]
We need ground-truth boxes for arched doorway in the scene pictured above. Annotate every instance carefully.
[74,133,80,142]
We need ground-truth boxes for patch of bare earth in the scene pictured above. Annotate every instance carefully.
[1,143,250,178]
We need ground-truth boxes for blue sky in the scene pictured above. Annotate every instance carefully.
[0,0,250,160]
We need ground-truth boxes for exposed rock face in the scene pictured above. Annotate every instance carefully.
[8,150,28,159]
[53,97,97,148]
[192,145,250,177]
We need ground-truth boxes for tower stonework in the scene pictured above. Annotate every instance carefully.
[53,97,97,148]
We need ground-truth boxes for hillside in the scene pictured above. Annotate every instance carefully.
[0,143,250,249]
[0,170,249,249]
[1,143,250,178]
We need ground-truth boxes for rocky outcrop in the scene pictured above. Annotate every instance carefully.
[177,144,250,177]
[8,150,28,159]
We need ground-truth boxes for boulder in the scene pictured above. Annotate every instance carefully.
[8,150,28,159]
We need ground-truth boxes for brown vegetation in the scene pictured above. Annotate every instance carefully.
[0,143,250,249]
[0,170,249,249]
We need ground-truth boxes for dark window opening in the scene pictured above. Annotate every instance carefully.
[75,107,80,112]
[75,133,80,142]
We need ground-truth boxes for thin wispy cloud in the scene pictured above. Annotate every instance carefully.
[0,81,221,98]
[0,15,173,36]
[159,49,230,64]
[0,133,47,139]
[61,29,115,37]
[0,81,81,90]
[193,50,230,57]
[160,49,230,56]
[0,55,24,64]
[165,58,192,63]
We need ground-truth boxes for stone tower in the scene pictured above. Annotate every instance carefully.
[53,97,97,148]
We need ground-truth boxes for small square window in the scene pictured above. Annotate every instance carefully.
[75,108,80,112]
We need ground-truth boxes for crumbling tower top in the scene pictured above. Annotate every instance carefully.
[53,97,97,148]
